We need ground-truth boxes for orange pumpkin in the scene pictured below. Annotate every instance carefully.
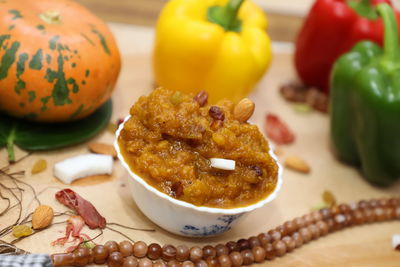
[0,0,121,122]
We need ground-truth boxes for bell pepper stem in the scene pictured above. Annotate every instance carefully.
[207,0,245,32]
[377,3,400,62]
[347,0,378,19]
[225,0,245,30]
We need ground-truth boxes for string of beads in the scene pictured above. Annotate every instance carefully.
[51,197,400,267]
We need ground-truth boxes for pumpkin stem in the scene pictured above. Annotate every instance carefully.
[39,10,62,24]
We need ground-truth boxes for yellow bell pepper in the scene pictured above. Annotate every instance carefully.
[153,0,272,103]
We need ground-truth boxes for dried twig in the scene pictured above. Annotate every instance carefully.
[70,228,104,253]
[0,153,32,172]
[10,221,67,245]
[0,189,11,216]
[0,182,22,237]
[1,170,41,207]
[105,226,135,243]
[0,240,30,255]
[107,222,155,232]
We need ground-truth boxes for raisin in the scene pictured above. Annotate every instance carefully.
[193,90,208,107]
[12,225,33,238]
[170,91,183,105]
[171,182,183,198]
[250,166,263,176]
[31,159,47,174]
[322,190,336,207]
[209,106,225,121]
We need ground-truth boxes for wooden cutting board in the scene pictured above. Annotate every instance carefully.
[0,24,399,267]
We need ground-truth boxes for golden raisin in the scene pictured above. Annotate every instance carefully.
[31,159,47,174]
[12,225,33,238]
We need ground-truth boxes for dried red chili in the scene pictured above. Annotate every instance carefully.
[265,113,295,145]
[51,215,92,252]
[55,189,106,229]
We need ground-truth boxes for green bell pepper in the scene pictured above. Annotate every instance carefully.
[330,3,400,187]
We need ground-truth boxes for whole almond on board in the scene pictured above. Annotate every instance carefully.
[32,205,54,230]
[234,98,255,123]
[88,142,117,158]
[284,156,311,174]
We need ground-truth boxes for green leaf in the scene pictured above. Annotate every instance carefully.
[0,100,112,160]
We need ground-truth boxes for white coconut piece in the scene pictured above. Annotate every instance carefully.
[54,154,113,184]
[210,158,235,171]
[392,234,400,249]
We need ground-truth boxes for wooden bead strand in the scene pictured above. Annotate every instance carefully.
[50,197,400,267]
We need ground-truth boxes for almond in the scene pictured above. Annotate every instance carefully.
[233,98,255,123]
[284,156,311,174]
[88,142,117,158]
[32,205,54,229]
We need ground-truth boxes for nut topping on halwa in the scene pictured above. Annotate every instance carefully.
[233,98,255,123]
[118,88,278,208]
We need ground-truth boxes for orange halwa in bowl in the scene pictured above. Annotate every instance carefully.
[118,88,279,209]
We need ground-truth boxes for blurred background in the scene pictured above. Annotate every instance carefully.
[74,0,400,43]
[73,0,315,43]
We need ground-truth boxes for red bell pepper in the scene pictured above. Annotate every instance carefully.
[294,0,400,93]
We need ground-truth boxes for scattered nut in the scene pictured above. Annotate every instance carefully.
[32,205,54,230]
[280,82,307,102]
[284,156,311,173]
[233,98,255,123]
[193,90,208,107]
[88,142,117,158]
[280,82,328,113]
[305,88,328,113]
[31,159,47,174]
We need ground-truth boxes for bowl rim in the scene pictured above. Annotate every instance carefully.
[115,115,283,215]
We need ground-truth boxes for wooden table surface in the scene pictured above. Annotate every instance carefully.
[1,23,399,266]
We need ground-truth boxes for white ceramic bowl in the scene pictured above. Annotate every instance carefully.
[115,115,283,237]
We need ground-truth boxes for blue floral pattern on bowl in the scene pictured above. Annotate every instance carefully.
[179,214,243,237]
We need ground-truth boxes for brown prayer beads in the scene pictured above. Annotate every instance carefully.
[51,197,400,267]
